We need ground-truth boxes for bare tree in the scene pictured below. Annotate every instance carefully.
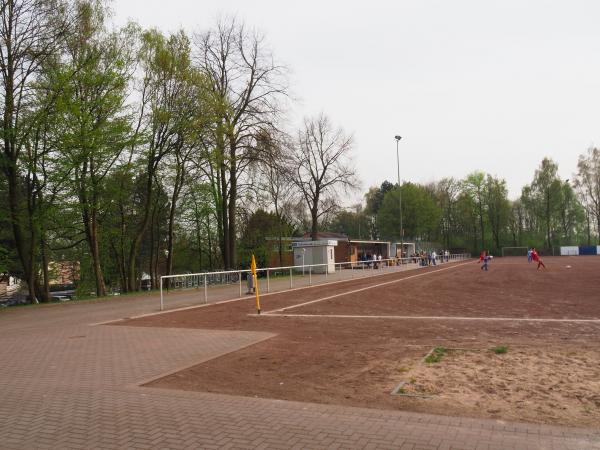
[289,113,357,240]
[255,131,296,265]
[195,17,288,268]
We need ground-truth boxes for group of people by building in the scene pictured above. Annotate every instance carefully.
[359,253,383,268]
[358,249,452,268]
[410,250,450,267]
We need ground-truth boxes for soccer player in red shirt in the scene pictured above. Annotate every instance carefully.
[531,248,546,270]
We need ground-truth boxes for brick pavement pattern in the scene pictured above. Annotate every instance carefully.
[1,295,599,450]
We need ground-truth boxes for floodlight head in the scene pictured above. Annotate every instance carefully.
[395,135,402,141]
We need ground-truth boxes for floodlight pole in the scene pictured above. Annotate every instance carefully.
[395,135,403,258]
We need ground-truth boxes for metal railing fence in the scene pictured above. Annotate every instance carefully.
[159,253,471,311]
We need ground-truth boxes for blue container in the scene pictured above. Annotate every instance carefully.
[579,245,597,255]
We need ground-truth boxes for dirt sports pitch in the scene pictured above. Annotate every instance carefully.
[120,256,600,427]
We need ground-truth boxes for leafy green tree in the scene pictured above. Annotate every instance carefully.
[238,209,293,268]
[434,177,461,249]
[364,181,394,239]
[462,172,487,250]
[116,28,203,292]
[556,180,585,244]
[50,1,135,296]
[454,192,479,252]
[377,183,441,242]
[328,208,370,239]
[485,175,510,252]
[507,199,525,246]
[521,158,563,249]
[178,181,219,272]
[0,0,70,302]
[574,147,600,244]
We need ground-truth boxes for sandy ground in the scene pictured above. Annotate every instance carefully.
[399,346,600,427]
[119,257,600,427]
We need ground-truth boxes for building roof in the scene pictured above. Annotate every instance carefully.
[301,232,349,241]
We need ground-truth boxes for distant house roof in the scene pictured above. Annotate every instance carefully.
[301,232,349,241]
[349,240,391,245]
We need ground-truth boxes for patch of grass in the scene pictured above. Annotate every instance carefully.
[492,346,509,354]
[425,346,447,364]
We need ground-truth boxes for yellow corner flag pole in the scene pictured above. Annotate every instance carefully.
[251,254,261,314]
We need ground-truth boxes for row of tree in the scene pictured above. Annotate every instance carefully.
[0,0,356,302]
[327,153,600,256]
[1,1,599,304]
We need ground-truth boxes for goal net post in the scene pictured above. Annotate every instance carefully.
[501,247,528,257]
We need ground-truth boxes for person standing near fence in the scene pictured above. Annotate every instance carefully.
[527,248,533,263]
[480,250,491,271]
[431,250,437,266]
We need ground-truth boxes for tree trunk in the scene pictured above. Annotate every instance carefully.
[149,203,156,289]
[5,147,37,303]
[311,207,319,241]
[196,215,203,270]
[153,217,160,289]
[81,196,106,297]
[90,210,106,297]
[227,175,237,268]
[219,163,229,268]
[278,222,283,266]
[127,158,156,292]
[40,232,51,303]
[478,201,484,249]
[166,165,183,276]
[117,203,128,291]
[546,189,551,249]
[207,216,213,270]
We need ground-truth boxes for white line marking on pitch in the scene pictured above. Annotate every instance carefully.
[262,261,473,315]
[104,260,472,323]
[258,314,600,323]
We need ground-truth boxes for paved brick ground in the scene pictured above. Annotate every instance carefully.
[1,292,599,449]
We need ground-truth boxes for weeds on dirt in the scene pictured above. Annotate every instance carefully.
[425,346,448,363]
[492,346,509,354]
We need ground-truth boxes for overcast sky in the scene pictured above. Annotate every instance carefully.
[112,0,600,202]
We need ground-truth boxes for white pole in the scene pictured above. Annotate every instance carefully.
[204,274,208,304]
[160,277,163,311]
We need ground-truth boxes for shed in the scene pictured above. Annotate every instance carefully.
[292,240,337,273]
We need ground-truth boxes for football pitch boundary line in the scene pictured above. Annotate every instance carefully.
[262,260,473,315]
[258,313,600,323]
[95,260,472,325]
